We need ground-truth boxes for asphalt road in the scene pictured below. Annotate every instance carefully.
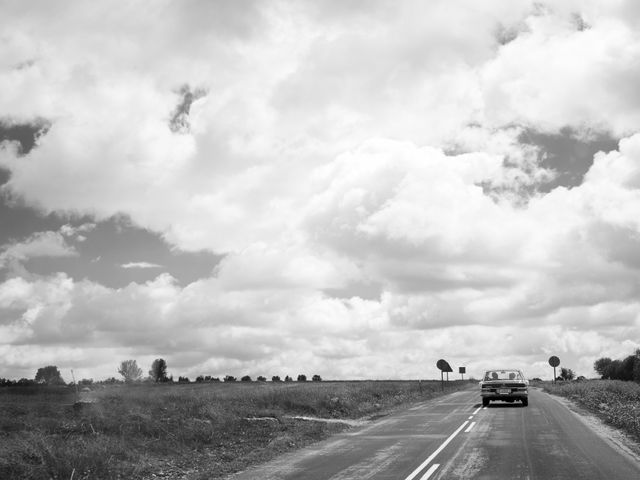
[228,387,640,480]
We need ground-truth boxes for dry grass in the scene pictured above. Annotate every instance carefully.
[543,379,640,441]
[0,380,468,479]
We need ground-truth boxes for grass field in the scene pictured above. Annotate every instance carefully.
[0,380,469,479]
[543,379,640,441]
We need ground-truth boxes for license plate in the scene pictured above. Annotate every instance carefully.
[498,389,511,394]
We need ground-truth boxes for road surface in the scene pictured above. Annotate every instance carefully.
[228,387,640,479]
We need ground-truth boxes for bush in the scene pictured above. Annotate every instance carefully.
[297,375,307,382]
[241,376,252,382]
[271,376,281,382]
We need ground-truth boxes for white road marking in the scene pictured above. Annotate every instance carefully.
[465,421,476,433]
[404,421,469,480]
[473,406,482,414]
[468,416,473,420]
[419,463,440,480]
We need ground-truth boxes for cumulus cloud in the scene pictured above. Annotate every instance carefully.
[1,1,640,380]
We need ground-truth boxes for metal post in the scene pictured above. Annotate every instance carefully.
[71,369,79,402]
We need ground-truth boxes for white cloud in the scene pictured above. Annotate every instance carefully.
[121,262,164,269]
[1,1,640,380]
[0,231,77,272]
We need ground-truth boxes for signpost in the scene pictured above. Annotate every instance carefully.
[459,366,466,381]
[436,359,453,391]
[549,356,560,384]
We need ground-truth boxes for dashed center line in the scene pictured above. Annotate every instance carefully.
[404,403,485,480]
[419,463,440,480]
[403,420,469,480]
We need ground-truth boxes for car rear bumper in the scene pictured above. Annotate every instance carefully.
[481,392,528,400]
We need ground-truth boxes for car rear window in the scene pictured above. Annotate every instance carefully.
[484,370,522,381]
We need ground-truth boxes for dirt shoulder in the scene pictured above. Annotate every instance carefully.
[543,386,640,465]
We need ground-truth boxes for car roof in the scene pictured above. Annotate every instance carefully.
[485,368,522,373]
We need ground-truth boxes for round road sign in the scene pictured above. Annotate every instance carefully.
[548,356,560,367]
[436,359,453,372]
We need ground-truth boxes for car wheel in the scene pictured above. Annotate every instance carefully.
[522,398,528,407]
[482,398,489,407]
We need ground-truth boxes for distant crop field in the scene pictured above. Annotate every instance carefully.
[543,380,640,441]
[0,380,469,479]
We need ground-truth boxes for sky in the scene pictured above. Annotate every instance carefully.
[1,0,639,382]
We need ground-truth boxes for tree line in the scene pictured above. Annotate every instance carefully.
[0,358,323,386]
[593,349,640,382]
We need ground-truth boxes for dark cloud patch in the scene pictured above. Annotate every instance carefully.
[494,22,528,46]
[571,13,591,32]
[169,85,207,134]
[323,280,383,301]
[20,215,222,288]
[519,127,619,191]
[0,119,50,156]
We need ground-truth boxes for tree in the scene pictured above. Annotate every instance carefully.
[284,375,293,382]
[312,374,322,382]
[224,375,237,382]
[178,376,190,383]
[559,367,575,381]
[34,366,65,385]
[118,359,143,383]
[272,375,282,382]
[257,376,267,382]
[241,375,252,382]
[297,374,307,382]
[633,349,640,382]
[594,357,613,379]
[620,355,636,381]
[149,358,168,383]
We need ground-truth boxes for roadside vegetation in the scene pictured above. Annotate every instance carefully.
[0,380,470,479]
[543,380,640,442]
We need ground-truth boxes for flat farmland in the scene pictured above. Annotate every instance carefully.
[0,380,469,479]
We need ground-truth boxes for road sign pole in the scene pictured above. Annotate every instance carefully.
[549,356,560,384]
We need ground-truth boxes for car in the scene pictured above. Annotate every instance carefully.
[480,369,529,407]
